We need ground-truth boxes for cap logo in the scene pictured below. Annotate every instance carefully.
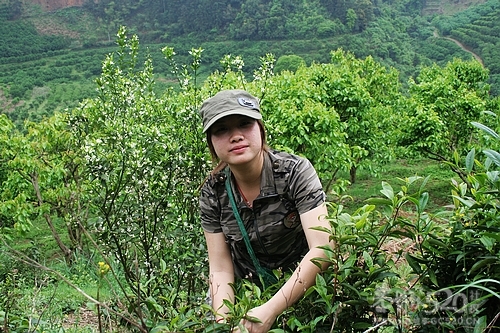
[238,97,256,108]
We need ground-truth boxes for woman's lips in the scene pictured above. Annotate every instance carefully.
[230,145,248,153]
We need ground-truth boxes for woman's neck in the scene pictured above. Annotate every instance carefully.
[229,150,264,187]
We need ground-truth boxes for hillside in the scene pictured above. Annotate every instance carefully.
[423,0,488,15]
[14,0,489,43]
[28,0,86,12]
[21,0,487,16]
[0,0,499,128]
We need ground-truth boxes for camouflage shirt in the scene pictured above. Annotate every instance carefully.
[200,150,325,280]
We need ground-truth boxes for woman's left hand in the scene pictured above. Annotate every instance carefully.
[235,304,276,333]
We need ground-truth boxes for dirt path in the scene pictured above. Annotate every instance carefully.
[433,29,484,66]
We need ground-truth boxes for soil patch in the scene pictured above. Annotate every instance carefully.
[32,19,80,38]
[0,89,24,113]
[63,307,100,331]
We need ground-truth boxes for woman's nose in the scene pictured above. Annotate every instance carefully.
[229,128,243,142]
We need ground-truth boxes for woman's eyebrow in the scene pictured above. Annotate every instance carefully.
[213,120,227,126]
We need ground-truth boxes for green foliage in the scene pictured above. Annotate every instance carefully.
[228,0,352,40]
[4,0,500,132]
[1,18,499,332]
[274,55,305,73]
[0,112,85,264]
[262,69,352,191]
[0,251,106,333]
[0,48,107,127]
[68,26,211,330]
[0,265,22,332]
[334,177,438,331]
[79,0,364,42]
[0,18,69,59]
[404,121,500,331]
[262,49,402,191]
[402,58,490,182]
[432,0,500,95]
[432,0,499,35]
[339,158,456,216]
[302,201,401,331]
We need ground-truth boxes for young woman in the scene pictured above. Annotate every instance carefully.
[199,89,332,333]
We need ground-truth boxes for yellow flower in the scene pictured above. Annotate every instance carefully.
[98,261,110,276]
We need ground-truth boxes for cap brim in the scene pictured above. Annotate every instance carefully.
[203,109,262,133]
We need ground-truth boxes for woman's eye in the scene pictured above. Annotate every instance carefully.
[213,127,228,134]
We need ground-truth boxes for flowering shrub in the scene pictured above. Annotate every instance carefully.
[69,27,211,330]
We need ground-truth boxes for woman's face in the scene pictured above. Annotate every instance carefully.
[209,114,263,167]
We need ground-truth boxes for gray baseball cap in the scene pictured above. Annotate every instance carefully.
[199,89,262,133]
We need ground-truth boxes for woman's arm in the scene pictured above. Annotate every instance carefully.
[204,230,235,321]
[239,204,332,332]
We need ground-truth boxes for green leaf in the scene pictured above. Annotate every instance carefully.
[355,213,370,230]
[451,195,476,208]
[426,237,447,249]
[150,325,171,333]
[479,235,496,251]
[417,192,429,214]
[428,269,438,286]
[406,253,422,274]
[314,274,329,301]
[482,232,500,242]
[367,267,390,280]
[160,258,167,272]
[237,322,250,333]
[353,322,372,329]
[372,271,399,281]
[483,149,500,167]
[465,148,475,173]
[339,235,358,243]
[470,257,498,274]
[365,198,392,206]
[311,226,332,233]
[471,121,499,139]
[341,281,365,296]
[363,251,373,268]
[473,315,487,333]
[380,182,394,200]
[417,175,430,194]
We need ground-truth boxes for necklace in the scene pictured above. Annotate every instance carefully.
[235,182,253,208]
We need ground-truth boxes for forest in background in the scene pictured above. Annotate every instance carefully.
[0,0,500,128]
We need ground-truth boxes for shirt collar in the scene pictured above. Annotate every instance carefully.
[260,151,276,197]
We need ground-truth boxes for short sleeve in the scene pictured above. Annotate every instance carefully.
[288,157,326,215]
[199,179,223,233]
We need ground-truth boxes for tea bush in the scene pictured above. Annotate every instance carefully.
[407,122,500,332]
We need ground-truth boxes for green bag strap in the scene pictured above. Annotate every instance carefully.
[224,168,276,286]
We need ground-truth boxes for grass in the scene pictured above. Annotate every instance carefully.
[1,254,126,332]
[1,215,127,332]
[338,158,457,213]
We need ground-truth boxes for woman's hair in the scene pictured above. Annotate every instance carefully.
[207,119,269,174]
